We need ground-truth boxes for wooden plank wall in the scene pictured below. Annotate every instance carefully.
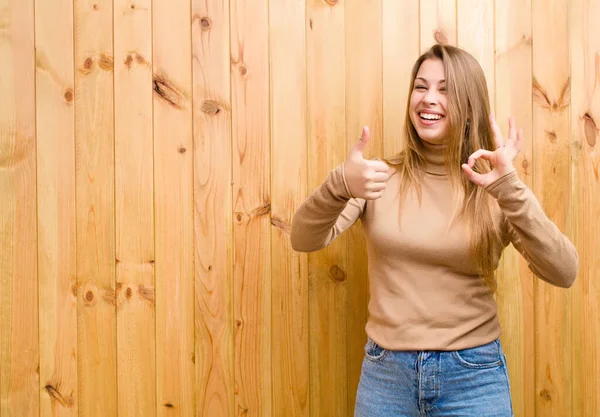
[0,0,598,416]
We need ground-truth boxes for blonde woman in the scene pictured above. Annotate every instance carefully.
[290,44,578,417]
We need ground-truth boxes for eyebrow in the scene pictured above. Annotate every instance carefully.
[415,77,446,83]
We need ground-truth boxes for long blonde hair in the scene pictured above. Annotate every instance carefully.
[387,44,502,291]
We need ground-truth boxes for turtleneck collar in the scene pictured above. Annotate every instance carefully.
[419,140,447,176]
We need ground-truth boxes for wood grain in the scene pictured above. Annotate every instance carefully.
[570,0,599,415]
[114,0,155,415]
[306,1,348,416]
[494,1,534,416]
[269,0,309,416]
[420,0,457,51]
[532,0,572,415]
[457,0,495,113]
[153,0,195,414]
[192,0,234,416]
[230,1,272,416]
[74,0,117,415]
[35,0,78,414]
[345,0,383,412]
[0,0,39,415]
[382,0,419,160]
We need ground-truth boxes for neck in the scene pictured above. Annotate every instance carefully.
[419,139,447,175]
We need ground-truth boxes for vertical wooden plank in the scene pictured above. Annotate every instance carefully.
[306,1,347,416]
[114,0,155,415]
[345,0,382,412]
[191,1,234,416]
[74,0,117,415]
[230,0,272,415]
[269,0,309,416]
[532,0,572,415]
[570,0,599,415]
[35,0,78,414]
[0,0,39,415]
[457,0,495,113]
[382,0,419,159]
[494,2,534,417]
[420,0,457,51]
[153,0,195,414]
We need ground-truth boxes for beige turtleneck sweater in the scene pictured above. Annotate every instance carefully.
[290,143,578,351]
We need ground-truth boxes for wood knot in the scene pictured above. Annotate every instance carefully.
[236,213,243,223]
[125,55,134,67]
[434,29,448,44]
[583,112,597,147]
[125,287,132,298]
[85,291,94,302]
[545,130,557,143]
[239,65,248,76]
[98,54,114,71]
[178,147,187,154]
[130,3,135,9]
[201,100,221,115]
[92,4,98,10]
[64,89,73,103]
[539,389,552,402]
[153,76,185,109]
[164,403,174,408]
[521,158,529,170]
[200,17,211,30]
[80,57,94,74]
[329,265,347,282]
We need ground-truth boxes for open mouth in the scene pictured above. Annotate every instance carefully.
[419,112,444,121]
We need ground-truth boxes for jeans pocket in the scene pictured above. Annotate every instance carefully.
[452,339,503,369]
[364,337,389,362]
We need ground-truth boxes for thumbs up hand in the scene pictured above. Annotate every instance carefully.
[343,126,390,200]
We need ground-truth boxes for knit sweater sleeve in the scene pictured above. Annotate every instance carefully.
[290,164,366,252]
[485,171,579,288]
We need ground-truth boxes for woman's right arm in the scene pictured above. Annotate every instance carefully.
[290,164,366,252]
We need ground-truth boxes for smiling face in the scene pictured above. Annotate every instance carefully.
[409,58,448,145]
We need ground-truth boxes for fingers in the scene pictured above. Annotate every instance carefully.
[368,171,390,182]
[365,190,385,200]
[461,164,485,186]
[508,116,516,143]
[467,149,494,167]
[367,159,391,173]
[516,128,524,152]
[489,113,504,149]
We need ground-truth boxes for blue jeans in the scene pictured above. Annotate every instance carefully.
[354,337,514,416]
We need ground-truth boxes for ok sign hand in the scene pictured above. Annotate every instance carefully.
[461,114,524,188]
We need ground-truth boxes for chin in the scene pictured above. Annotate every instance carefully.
[416,130,446,145]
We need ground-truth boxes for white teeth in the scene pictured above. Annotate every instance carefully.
[420,113,442,120]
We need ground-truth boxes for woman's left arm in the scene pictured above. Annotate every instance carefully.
[462,114,579,288]
[485,171,578,288]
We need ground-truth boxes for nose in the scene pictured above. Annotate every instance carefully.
[423,89,438,105]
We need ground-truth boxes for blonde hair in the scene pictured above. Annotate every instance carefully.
[386,44,502,291]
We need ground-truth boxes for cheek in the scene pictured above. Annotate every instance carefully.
[409,92,420,110]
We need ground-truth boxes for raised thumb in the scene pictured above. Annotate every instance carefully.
[352,126,370,156]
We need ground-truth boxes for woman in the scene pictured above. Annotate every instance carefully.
[290,44,578,416]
